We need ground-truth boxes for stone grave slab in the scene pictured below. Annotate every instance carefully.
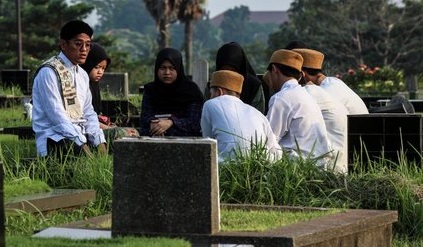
[0,161,5,246]
[57,204,397,246]
[348,113,422,165]
[1,69,31,95]
[32,227,111,240]
[5,189,96,213]
[112,137,220,236]
[109,137,397,246]
[99,72,129,98]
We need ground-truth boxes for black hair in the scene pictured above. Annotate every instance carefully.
[302,67,322,76]
[268,63,302,80]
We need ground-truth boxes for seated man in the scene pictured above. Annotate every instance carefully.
[32,20,106,157]
[201,70,282,162]
[264,49,332,163]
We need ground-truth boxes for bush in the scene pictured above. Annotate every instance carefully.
[341,65,405,95]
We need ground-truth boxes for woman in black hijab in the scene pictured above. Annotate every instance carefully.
[81,42,139,141]
[214,42,265,114]
[140,48,204,137]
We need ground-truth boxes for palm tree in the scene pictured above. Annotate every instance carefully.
[177,0,205,74]
[143,0,180,50]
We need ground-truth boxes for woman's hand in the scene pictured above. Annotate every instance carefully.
[150,119,173,136]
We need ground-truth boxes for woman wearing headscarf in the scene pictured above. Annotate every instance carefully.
[213,42,265,114]
[140,48,204,137]
[80,42,139,141]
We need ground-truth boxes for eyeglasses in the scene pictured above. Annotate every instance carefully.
[158,65,176,72]
[68,39,91,50]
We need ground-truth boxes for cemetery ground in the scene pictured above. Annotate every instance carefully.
[2,104,423,246]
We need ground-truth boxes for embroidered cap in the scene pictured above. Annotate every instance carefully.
[292,48,324,70]
[210,70,244,94]
[269,49,303,72]
[60,20,93,40]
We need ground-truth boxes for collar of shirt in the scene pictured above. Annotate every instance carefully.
[281,78,299,91]
[58,52,79,73]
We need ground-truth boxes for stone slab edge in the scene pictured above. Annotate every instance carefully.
[5,189,96,213]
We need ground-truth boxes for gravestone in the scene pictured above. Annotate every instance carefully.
[99,72,129,98]
[112,137,219,236]
[192,59,209,96]
[348,113,422,165]
[1,69,31,95]
[100,100,140,127]
[0,161,4,247]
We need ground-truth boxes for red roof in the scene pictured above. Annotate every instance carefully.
[211,11,289,26]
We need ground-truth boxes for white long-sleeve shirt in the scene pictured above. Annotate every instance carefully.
[304,83,349,174]
[32,52,106,156]
[266,79,332,159]
[201,95,282,161]
[320,76,369,115]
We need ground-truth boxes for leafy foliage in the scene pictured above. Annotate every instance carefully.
[0,0,93,73]
[342,65,406,94]
[269,0,423,75]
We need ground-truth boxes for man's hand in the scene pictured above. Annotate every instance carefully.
[81,143,93,157]
[98,143,107,154]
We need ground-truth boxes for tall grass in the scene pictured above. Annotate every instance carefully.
[219,142,423,239]
[2,105,423,243]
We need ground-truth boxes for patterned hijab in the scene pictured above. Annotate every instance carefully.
[144,48,204,113]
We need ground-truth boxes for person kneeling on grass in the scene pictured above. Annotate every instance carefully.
[201,70,282,162]
[80,42,139,141]
[32,20,107,158]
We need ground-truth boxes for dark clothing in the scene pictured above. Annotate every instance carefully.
[215,42,263,112]
[80,42,111,115]
[140,91,203,136]
[47,137,84,160]
[89,82,101,114]
[140,48,204,137]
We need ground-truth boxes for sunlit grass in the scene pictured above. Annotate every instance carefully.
[2,105,423,245]
[220,208,341,232]
[4,178,51,201]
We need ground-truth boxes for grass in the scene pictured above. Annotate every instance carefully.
[220,208,340,232]
[0,85,23,96]
[4,178,51,201]
[2,104,423,245]
[7,236,190,247]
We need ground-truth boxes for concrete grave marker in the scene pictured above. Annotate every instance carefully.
[112,137,219,236]
[192,59,209,96]
[99,72,129,98]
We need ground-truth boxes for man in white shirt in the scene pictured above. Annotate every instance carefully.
[201,70,282,162]
[32,20,106,157]
[264,49,332,162]
[293,48,352,174]
[293,48,369,115]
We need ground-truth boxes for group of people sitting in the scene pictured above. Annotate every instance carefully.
[31,20,369,174]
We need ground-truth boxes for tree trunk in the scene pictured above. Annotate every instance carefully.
[184,19,193,75]
[158,18,169,49]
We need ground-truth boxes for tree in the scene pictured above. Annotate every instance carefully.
[177,0,205,74]
[219,5,251,43]
[79,0,155,34]
[0,0,93,72]
[268,0,423,75]
[143,0,180,50]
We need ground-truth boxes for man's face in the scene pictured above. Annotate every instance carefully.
[268,65,280,93]
[60,33,91,65]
